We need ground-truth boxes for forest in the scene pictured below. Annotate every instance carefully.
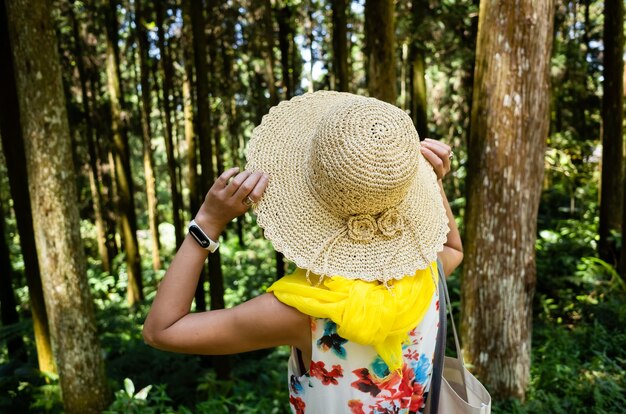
[0,0,625,412]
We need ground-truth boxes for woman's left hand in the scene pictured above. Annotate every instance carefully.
[195,167,269,238]
[420,138,453,180]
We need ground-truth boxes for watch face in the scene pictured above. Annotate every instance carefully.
[189,225,211,248]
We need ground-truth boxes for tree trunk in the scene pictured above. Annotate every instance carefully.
[136,0,162,271]
[364,0,396,104]
[104,0,143,305]
[188,0,211,314]
[409,0,428,137]
[332,0,349,92]
[462,0,555,401]
[0,0,56,375]
[0,198,27,361]
[156,1,184,249]
[600,0,624,265]
[69,0,112,273]
[5,0,111,411]
[276,4,296,99]
[191,0,230,379]
[261,0,279,105]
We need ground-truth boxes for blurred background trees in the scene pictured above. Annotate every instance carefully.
[0,0,624,412]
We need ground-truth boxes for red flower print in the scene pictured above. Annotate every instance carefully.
[310,360,343,385]
[405,349,420,361]
[409,383,426,412]
[289,395,306,414]
[351,368,381,397]
[348,399,365,414]
[436,299,439,311]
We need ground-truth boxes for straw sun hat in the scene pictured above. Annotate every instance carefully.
[246,91,449,283]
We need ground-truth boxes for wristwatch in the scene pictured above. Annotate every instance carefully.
[188,220,220,253]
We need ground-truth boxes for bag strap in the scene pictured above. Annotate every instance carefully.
[437,261,463,361]
[436,260,469,397]
[426,268,447,414]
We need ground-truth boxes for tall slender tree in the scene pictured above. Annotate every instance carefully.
[188,0,211,313]
[69,0,112,272]
[135,0,162,271]
[408,0,428,137]
[156,1,185,249]
[0,198,26,361]
[104,0,143,305]
[189,0,231,379]
[600,0,625,265]
[0,0,55,375]
[331,0,349,92]
[462,0,555,400]
[364,0,397,103]
[5,0,111,410]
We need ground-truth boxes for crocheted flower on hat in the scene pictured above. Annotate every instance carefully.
[347,214,377,242]
[377,207,404,237]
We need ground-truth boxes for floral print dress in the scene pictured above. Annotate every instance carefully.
[287,289,439,414]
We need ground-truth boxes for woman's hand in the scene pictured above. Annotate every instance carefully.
[194,167,269,239]
[420,138,453,180]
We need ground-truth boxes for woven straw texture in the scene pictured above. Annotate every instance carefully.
[246,91,449,282]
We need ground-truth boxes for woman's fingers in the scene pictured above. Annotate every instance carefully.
[421,139,451,178]
[247,174,270,203]
[422,138,451,159]
[214,167,241,188]
[225,170,252,196]
[233,171,264,201]
[420,145,447,180]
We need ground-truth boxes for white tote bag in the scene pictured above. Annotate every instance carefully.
[424,262,492,414]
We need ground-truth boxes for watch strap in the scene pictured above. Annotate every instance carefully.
[188,219,220,253]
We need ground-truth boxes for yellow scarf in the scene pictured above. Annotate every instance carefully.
[267,262,437,372]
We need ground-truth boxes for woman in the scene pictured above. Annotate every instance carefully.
[143,91,462,414]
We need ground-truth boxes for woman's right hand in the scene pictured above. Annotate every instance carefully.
[194,167,269,239]
[420,138,453,180]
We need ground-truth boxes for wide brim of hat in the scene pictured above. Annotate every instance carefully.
[246,91,449,282]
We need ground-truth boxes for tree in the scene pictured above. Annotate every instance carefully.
[462,0,555,401]
[0,0,56,375]
[331,0,349,92]
[364,0,397,103]
[135,0,162,271]
[69,0,113,273]
[156,1,185,250]
[0,198,26,361]
[408,0,428,137]
[5,0,111,411]
[189,0,212,313]
[104,0,144,305]
[600,0,624,265]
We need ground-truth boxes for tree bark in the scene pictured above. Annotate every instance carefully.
[135,0,162,271]
[156,1,185,250]
[104,0,143,305]
[5,0,111,411]
[364,0,397,104]
[462,0,555,401]
[332,0,349,92]
[600,0,624,264]
[0,0,56,375]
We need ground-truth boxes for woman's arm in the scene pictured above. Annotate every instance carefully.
[142,168,310,355]
[420,139,463,276]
